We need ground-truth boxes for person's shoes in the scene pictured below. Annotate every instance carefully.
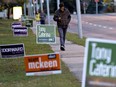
[60,46,65,51]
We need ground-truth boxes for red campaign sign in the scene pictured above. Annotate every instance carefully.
[95,0,99,2]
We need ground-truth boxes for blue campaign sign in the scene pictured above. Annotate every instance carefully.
[0,44,25,58]
[12,22,22,29]
[13,26,28,36]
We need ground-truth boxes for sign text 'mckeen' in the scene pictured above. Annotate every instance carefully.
[28,57,57,69]
[25,53,61,76]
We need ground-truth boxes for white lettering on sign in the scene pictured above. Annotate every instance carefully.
[1,47,24,52]
[91,43,112,63]
[28,57,58,69]
[39,33,51,37]
[89,43,116,78]
[39,27,46,32]
[12,25,22,27]
[27,23,31,25]
[89,60,116,77]
[14,29,27,32]
[39,27,51,37]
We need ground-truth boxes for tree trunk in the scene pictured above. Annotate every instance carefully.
[7,7,10,19]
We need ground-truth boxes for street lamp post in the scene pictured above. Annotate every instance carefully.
[114,0,116,12]
[95,0,99,14]
[57,0,60,9]
[24,0,26,16]
[76,0,83,39]
[40,0,43,11]
[33,3,36,17]
[33,0,37,16]
[29,0,31,16]
[29,0,33,17]
[96,2,98,14]
[47,0,50,24]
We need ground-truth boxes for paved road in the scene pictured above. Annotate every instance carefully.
[68,14,116,40]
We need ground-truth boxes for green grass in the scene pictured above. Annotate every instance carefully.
[66,32,86,46]
[0,19,81,87]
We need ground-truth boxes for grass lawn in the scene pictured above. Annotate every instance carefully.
[66,32,86,46]
[0,19,81,87]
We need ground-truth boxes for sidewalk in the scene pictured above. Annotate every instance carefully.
[31,21,85,82]
[50,37,84,82]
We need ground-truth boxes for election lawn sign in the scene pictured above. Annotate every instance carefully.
[36,25,56,44]
[24,53,61,76]
[21,15,27,22]
[13,26,28,36]
[0,43,25,58]
[11,22,22,29]
[25,19,33,27]
[82,38,116,87]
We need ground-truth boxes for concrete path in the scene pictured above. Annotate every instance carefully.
[50,37,84,82]
[31,20,85,82]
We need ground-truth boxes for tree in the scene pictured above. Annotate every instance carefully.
[49,0,57,13]
[50,0,80,13]
[0,1,5,11]
[62,0,75,13]
[0,0,27,19]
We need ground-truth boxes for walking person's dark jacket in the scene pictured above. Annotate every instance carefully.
[53,8,71,29]
[53,4,71,51]
[40,11,46,24]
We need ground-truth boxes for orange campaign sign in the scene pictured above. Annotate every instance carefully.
[24,53,61,76]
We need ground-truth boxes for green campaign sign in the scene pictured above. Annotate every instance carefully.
[82,38,116,87]
[26,19,33,27]
[36,25,56,44]
[21,15,27,22]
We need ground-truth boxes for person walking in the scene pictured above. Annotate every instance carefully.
[40,10,46,24]
[53,2,71,51]
[35,12,40,24]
